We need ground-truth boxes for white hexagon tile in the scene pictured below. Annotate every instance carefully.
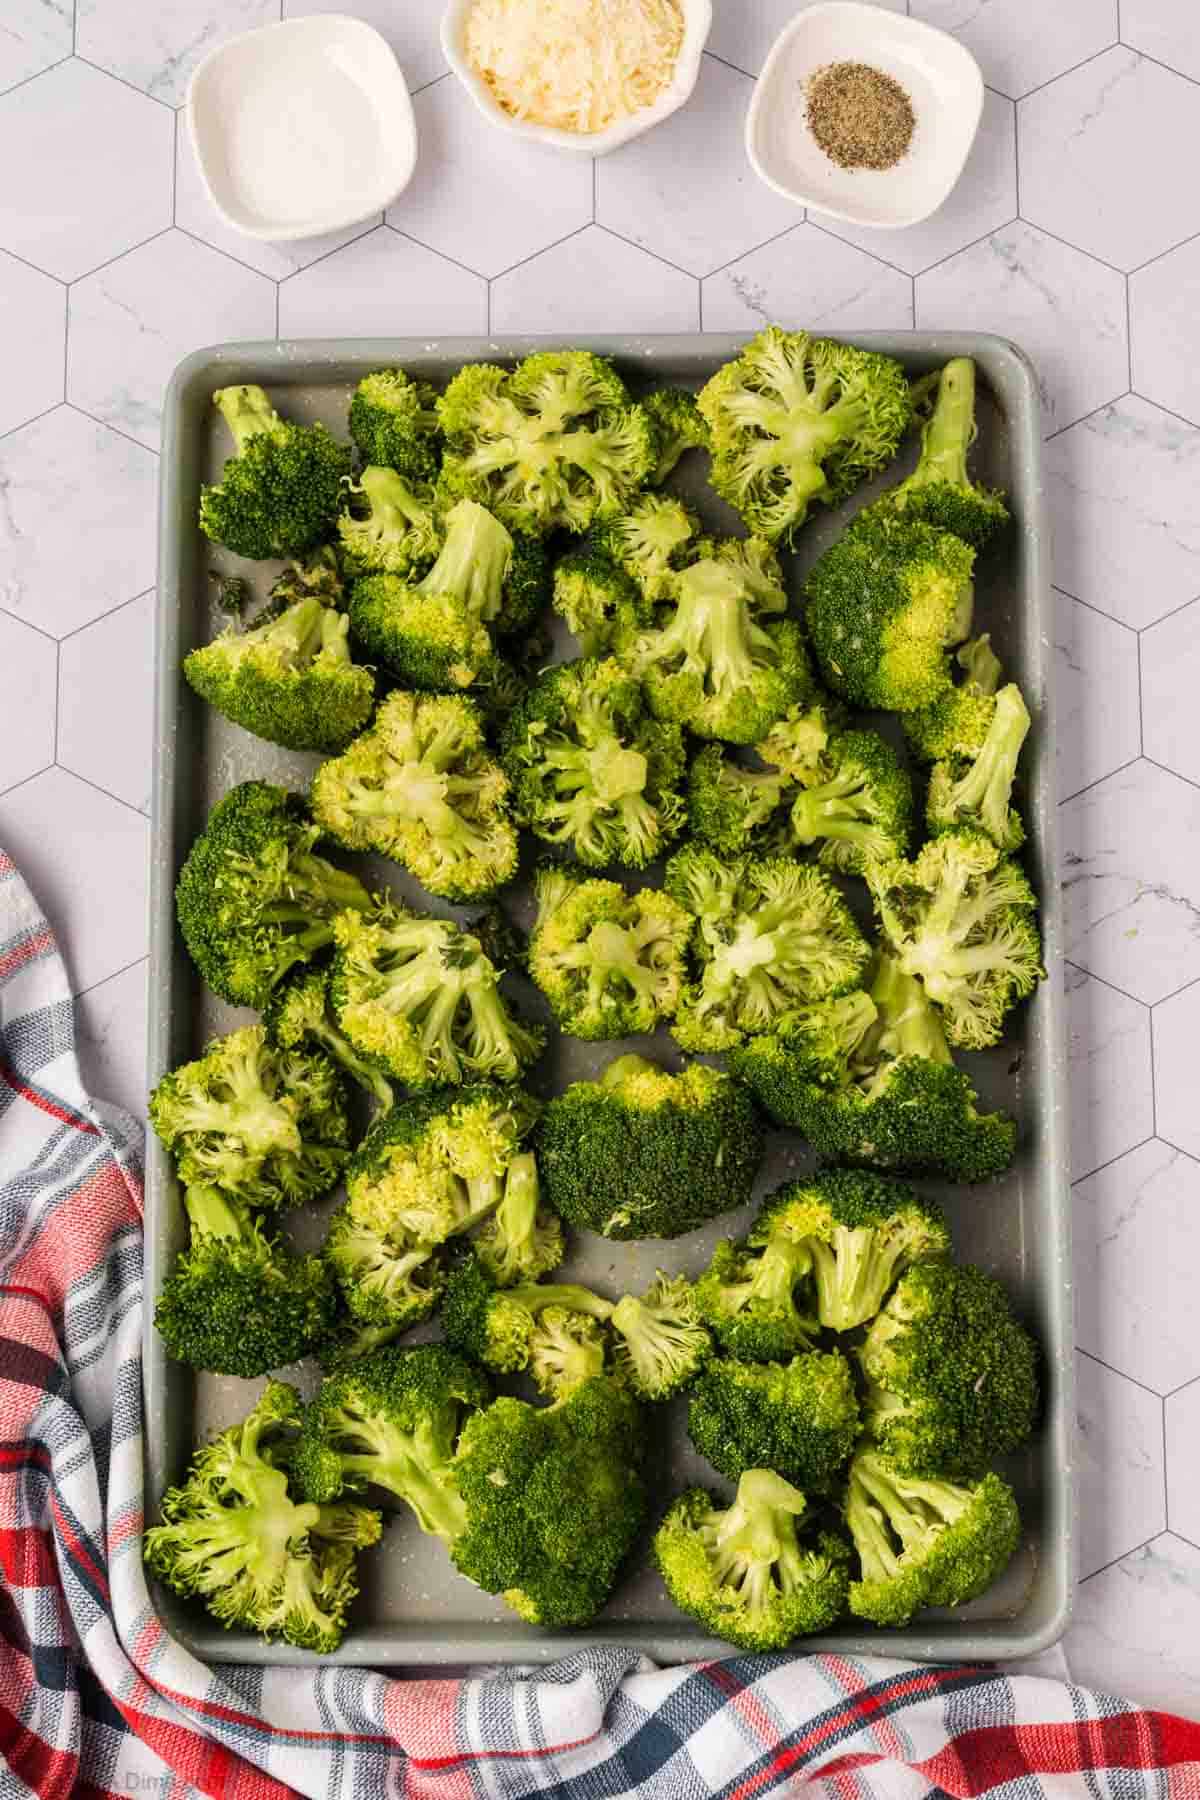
[0,0,73,97]
[1167,1382,1200,1549]
[0,612,56,794]
[909,0,1117,99]
[1152,982,1200,1162]
[1131,238,1200,428]
[1067,1537,1200,1716]
[1065,965,1154,1183]
[76,0,278,107]
[278,227,488,339]
[1074,1352,1165,1581]
[57,594,157,814]
[74,959,150,1123]
[1053,591,1141,802]
[702,224,912,334]
[1142,600,1200,787]
[0,249,64,435]
[492,228,699,337]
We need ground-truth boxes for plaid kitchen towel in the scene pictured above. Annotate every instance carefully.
[2,846,1199,1800]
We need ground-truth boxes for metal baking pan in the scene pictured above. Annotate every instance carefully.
[148,332,1071,1665]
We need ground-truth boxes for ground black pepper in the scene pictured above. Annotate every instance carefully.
[806,61,915,171]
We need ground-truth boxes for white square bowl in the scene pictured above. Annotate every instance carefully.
[187,15,418,242]
[440,0,712,155]
[747,1,983,229]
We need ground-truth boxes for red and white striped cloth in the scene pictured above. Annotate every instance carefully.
[2,841,1198,1800]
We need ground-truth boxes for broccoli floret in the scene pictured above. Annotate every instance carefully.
[866,358,1009,549]
[451,1375,647,1627]
[589,494,700,602]
[927,683,1030,851]
[750,1170,950,1333]
[694,1236,819,1364]
[688,1352,860,1491]
[199,385,348,561]
[264,965,394,1110]
[348,368,441,481]
[630,556,811,745]
[686,743,791,856]
[610,1271,711,1401]
[642,385,711,485]
[867,828,1043,1049]
[552,546,649,657]
[502,657,685,869]
[787,728,913,874]
[441,1251,613,1374]
[437,351,654,535]
[143,1381,381,1653]
[316,1311,410,1372]
[311,692,518,902]
[210,570,250,614]
[655,1470,850,1651]
[268,544,345,611]
[846,1449,1021,1626]
[149,1024,350,1210]
[338,465,442,578]
[292,1344,489,1545]
[858,1262,1039,1478]
[665,847,870,1052]
[698,328,911,543]
[471,1151,565,1288]
[538,1053,764,1241]
[528,866,692,1039]
[729,952,1017,1183]
[904,634,1004,763]
[175,780,374,1009]
[323,1200,445,1329]
[347,498,513,692]
[806,515,976,712]
[330,904,545,1087]
[154,1184,335,1376]
[527,1307,609,1402]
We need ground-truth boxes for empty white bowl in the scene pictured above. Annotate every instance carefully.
[746,1,984,230]
[188,15,418,242]
[440,0,713,155]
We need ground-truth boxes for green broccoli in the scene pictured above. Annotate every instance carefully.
[538,1052,764,1240]
[846,1449,1021,1626]
[437,351,654,535]
[688,1351,860,1490]
[642,385,711,485]
[330,904,545,1087]
[866,358,1009,549]
[858,1262,1039,1478]
[787,728,913,873]
[629,556,812,745]
[199,384,348,561]
[501,657,686,869]
[588,494,700,602]
[867,828,1043,1049]
[805,515,976,711]
[526,1307,609,1402]
[323,1200,445,1330]
[263,964,394,1110]
[698,328,911,543]
[527,866,692,1039]
[694,533,791,613]
[338,465,442,578]
[685,689,843,856]
[210,570,250,614]
[926,683,1030,851]
[729,952,1017,1184]
[551,546,649,657]
[154,1185,336,1376]
[904,634,1004,763]
[470,1151,565,1288]
[440,1251,613,1374]
[694,1236,818,1364]
[655,1470,851,1650]
[144,1381,382,1653]
[316,1311,411,1372]
[310,691,518,902]
[610,1272,711,1401]
[149,1024,350,1210]
[175,780,374,1009]
[665,847,870,1052]
[267,544,345,611]
[348,368,441,481]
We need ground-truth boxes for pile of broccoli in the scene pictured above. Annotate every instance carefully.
[151,338,1048,1654]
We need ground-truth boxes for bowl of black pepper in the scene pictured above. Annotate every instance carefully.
[745,0,983,230]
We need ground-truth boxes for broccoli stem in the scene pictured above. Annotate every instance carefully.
[957,634,1002,696]
[789,765,889,857]
[488,1153,539,1255]
[609,1293,696,1389]
[749,1237,811,1307]
[215,385,283,452]
[183,1183,249,1240]
[287,852,373,917]
[360,465,433,531]
[416,499,512,623]
[940,684,1030,841]
[582,922,659,1003]
[509,1283,614,1324]
[908,358,976,491]
[868,954,952,1066]
[701,1470,808,1601]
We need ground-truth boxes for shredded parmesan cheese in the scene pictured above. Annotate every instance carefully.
[464,0,685,135]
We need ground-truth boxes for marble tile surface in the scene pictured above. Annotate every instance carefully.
[2,0,1200,1712]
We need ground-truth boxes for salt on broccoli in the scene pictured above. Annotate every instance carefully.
[528,866,692,1040]
[264,965,394,1110]
[698,327,911,543]
[330,904,545,1087]
[144,1381,382,1653]
[926,682,1030,851]
[867,358,1009,549]
[338,465,442,578]
[436,350,654,535]
[349,368,441,481]
[154,1184,335,1376]
[588,494,699,602]
[199,385,348,561]
[551,546,648,657]
[805,514,976,711]
[642,386,711,485]
[846,1449,1021,1627]
[694,1236,818,1365]
[688,1351,860,1491]
[858,1261,1039,1478]
[311,692,518,902]
[655,1470,851,1650]
[867,827,1043,1050]
[149,1024,350,1210]
[787,728,913,874]
[502,657,686,869]
[538,1052,764,1241]
[904,634,1004,763]
[175,780,374,1009]
[610,1272,711,1401]
[729,952,1017,1184]
[665,846,870,1052]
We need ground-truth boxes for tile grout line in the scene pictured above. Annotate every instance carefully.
[1015,42,1128,107]
[1063,957,1150,1011]
[1078,1531,1163,1586]
[71,54,177,115]
[53,762,151,823]
[1071,1133,1158,1189]
[1077,1345,1166,1403]
[74,953,150,1004]
[1147,1005,1159,1145]
[66,401,157,460]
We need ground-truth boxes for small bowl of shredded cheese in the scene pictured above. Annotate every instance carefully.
[442,0,712,153]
